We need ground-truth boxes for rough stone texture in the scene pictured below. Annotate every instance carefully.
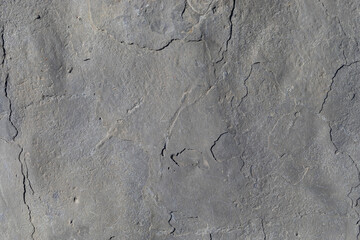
[1,0,360,239]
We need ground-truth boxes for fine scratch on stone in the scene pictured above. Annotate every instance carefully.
[126,97,143,114]
[160,84,216,157]
[293,166,310,185]
[160,86,191,156]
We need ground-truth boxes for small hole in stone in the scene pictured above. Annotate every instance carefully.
[212,6,217,13]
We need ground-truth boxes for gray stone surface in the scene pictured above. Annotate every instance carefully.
[1,0,360,239]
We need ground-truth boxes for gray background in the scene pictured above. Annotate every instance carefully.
[1,0,360,239]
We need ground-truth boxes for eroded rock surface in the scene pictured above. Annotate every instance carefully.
[1,0,360,239]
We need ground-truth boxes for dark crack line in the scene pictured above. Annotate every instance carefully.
[348,154,360,184]
[5,74,35,238]
[318,65,343,114]
[226,0,236,52]
[328,123,360,235]
[18,147,36,240]
[127,38,178,52]
[155,38,179,51]
[214,0,235,65]
[4,74,18,140]
[328,122,338,154]
[1,27,5,66]
[320,60,360,237]
[317,0,329,17]
[100,26,180,52]
[329,121,360,235]
[24,156,35,195]
[347,184,360,208]
[181,0,187,19]
[210,132,228,161]
[161,143,167,157]
[170,148,186,166]
[168,211,176,235]
[319,60,360,114]
[348,154,360,239]
[238,62,260,107]
[261,218,267,240]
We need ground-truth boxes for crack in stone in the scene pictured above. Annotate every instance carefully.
[319,60,360,114]
[317,63,360,236]
[222,0,235,63]
[238,62,260,107]
[261,218,267,240]
[170,148,186,167]
[24,154,35,195]
[318,0,348,37]
[160,86,191,157]
[160,85,213,158]
[212,0,236,84]
[210,132,228,162]
[4,74,18,140]
[4,73,36,239]
[168,211,176,235]
[17,146,36,240]
[327,121,360,236]
[347,154,360,239]
[1,27,5,66]
[328,122,339,154]
[112,37,180,52]
[181,0,187,19]
[160,143,167,157]
[86,0,183,53]
[214,0,235,66]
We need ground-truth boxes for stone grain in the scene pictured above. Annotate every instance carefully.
[1,0,360,239]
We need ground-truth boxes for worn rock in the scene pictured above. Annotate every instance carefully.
[1,0,360,239]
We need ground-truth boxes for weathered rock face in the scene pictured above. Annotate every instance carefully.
[1,0,360,239]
